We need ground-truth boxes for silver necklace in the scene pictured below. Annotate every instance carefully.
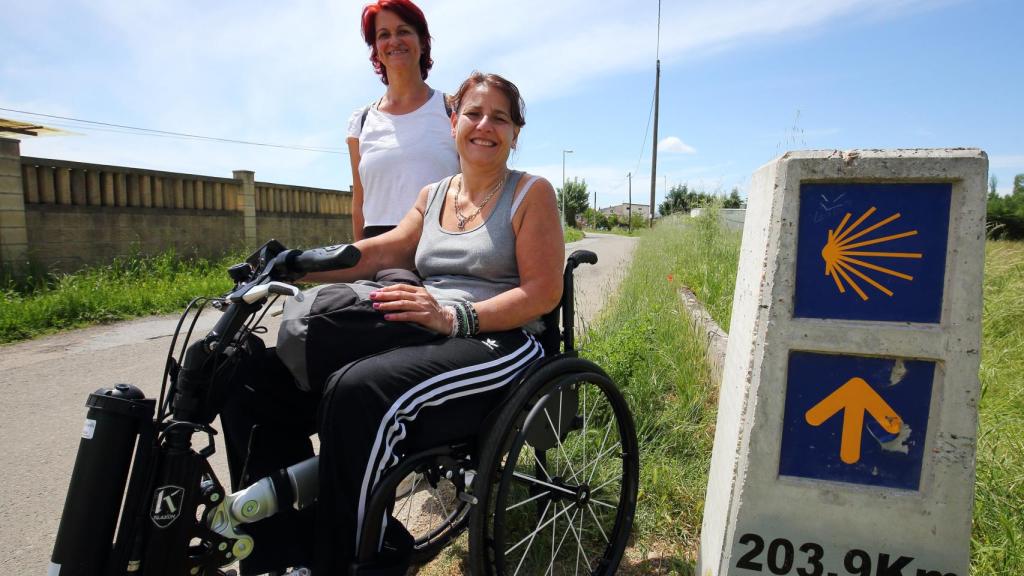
[454,170,508,231]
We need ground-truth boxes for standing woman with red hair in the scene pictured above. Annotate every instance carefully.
[347,0,459,241]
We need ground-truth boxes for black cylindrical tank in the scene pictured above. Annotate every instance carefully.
[49,384,153,576]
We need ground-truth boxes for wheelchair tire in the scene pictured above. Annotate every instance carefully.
[468,360,639,575]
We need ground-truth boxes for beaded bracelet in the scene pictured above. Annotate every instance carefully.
[465,302,480,336]
[456,301,478,337]
[444,305,460,338]
[446,302,479,338]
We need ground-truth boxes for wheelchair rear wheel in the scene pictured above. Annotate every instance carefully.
[469,363,639,575]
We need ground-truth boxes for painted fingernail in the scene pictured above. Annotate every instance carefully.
[372,302,381,310]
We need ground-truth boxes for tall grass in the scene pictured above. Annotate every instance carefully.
[971,240,1024,575]
[0,250,237,343]
[579,210,740,564]
[564,227,586,244]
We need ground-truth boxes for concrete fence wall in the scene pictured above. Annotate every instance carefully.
[689,207,747,230]
[0,137,353,273]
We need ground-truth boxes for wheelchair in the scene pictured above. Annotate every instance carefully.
[49,240,639,576]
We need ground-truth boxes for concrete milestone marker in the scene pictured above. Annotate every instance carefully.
[699,149,987,576]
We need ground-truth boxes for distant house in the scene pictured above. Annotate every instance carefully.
[600,203,651,220]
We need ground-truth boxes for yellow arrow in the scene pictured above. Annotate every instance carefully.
[805,377,902,464]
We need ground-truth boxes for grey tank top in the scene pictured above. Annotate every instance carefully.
[416,170,541,331]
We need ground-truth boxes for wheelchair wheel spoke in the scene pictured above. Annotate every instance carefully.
[591,476,618,495]
[396,473,421,524]
[435,485,450,521]
[586,503,611,544]
[506,499,575,556]
[533,449,554,482]
[505,488,552,512]
[582,386,588,486]
[558,389,564,461]
[545,503,578,576]
[508,500,551,569]
[586,421,616,485]
[544,405,580,483]
[564,503,594,574]
[511,471,577,497]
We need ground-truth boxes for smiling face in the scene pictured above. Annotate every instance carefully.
[373,10,422,75]
[453,83,520,168]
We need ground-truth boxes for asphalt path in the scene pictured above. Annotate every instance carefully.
[0,232,636,574]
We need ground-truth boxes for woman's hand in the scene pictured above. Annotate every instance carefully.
[369,284,452,335]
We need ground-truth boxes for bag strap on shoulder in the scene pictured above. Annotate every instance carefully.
[359,90,452,135]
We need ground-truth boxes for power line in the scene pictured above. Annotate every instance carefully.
[0,107,347,154]
[633,86,656,177]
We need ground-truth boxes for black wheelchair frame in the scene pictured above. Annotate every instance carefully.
[49,240,639,576]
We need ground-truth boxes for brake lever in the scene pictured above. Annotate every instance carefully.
[239,281,305,304]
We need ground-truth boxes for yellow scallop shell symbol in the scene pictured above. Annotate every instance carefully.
[821,207,922,301]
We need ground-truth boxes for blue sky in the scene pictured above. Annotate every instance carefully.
[2,0,1021,211]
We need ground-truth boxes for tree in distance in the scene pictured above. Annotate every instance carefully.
[658,184,744,216]
[986,172,1024,240]
[557,177,590,228]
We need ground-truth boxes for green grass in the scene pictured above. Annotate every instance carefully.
[578,211,740,568]
[971,240,1024,575]
[564,226,586,243]
[0,250,237,344]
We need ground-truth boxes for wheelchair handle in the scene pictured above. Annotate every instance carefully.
[567,249,598,269]
[562,250,598,354]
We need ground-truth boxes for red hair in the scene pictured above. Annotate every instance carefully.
[360,0,433,85]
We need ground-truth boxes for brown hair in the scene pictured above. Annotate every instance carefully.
[451,72,526,128]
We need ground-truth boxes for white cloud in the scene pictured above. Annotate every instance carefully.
[1,0,945,190]
[427,0,938,101]
[658,136,697,154]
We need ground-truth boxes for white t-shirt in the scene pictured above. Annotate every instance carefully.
[346,90,460,228]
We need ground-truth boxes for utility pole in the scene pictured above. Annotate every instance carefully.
[561,149,573,227]
[649,0,662,228]
[593,189,597,229]
[628,172,632,234]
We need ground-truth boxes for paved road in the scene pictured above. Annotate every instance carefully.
[0,232,637,574]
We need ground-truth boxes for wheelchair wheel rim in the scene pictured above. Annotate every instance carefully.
[489,372,638,576]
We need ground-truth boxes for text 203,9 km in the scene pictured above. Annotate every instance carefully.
[734,533,957,576]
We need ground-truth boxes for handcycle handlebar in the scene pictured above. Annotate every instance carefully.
[241,239,362,283]
[290,243,362,274]
[227,241,362,304]
[266,244,362,282]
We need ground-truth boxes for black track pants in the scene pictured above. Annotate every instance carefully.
[315,329,543,575]
[219,347,320,574]
[220,329,543,575]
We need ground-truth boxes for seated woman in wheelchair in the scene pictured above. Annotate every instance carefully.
[220,71,564,576]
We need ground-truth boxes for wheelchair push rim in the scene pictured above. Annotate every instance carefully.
[476,370,639,576]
